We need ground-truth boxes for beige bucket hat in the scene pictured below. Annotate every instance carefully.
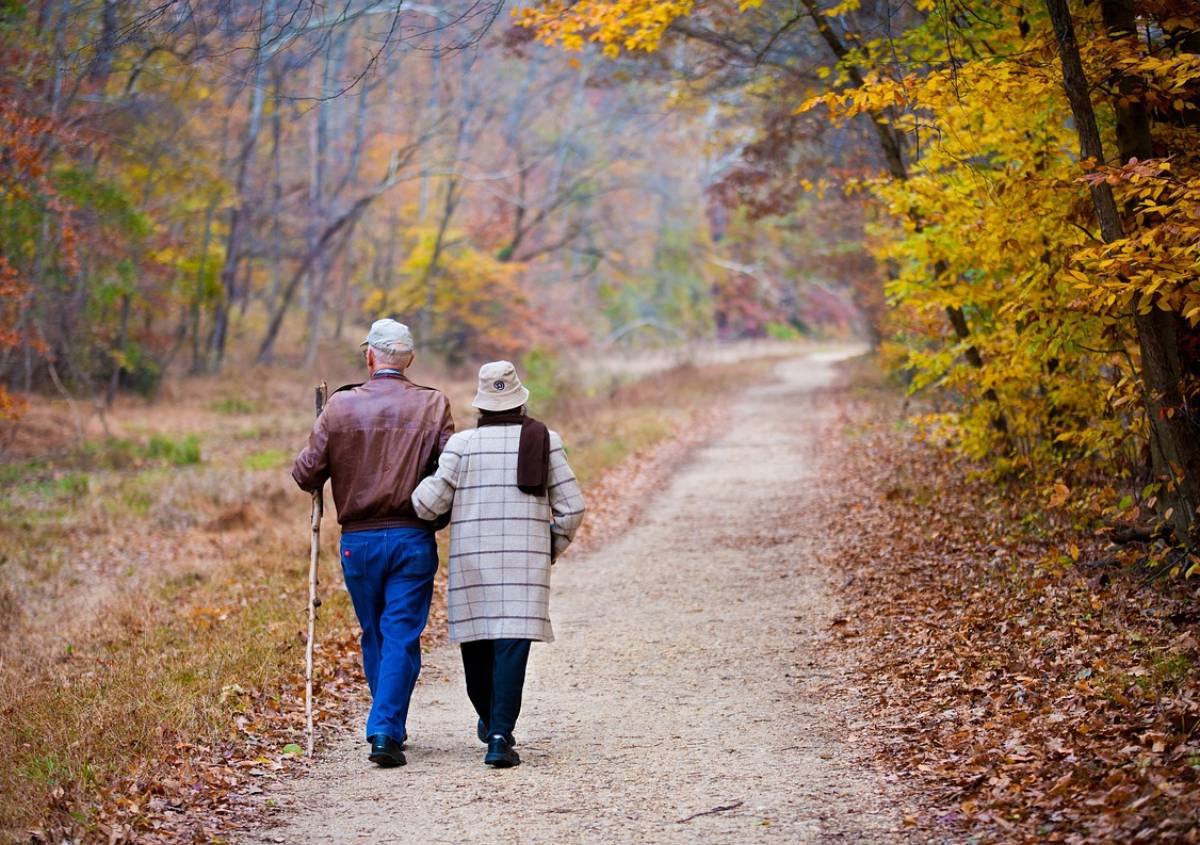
[472,361,530,412]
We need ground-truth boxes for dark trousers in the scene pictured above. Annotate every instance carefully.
[460,638,532,740]
[339,527,438,741]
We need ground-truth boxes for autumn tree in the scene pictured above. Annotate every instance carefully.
[521,0,1200,548]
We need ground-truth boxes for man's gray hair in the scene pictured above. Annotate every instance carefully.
[369,342,413,367]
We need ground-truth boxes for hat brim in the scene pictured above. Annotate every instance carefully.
[361,339,414,352]
[472,386,530,412]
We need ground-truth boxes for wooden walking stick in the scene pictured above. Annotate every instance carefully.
[305,381,328,758]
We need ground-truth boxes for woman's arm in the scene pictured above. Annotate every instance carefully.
[412,433,465,519]
[546,431,586,559]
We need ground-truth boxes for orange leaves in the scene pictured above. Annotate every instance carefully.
[1066,157,1200,327]
[1088,33,1200,104]
[0,100,54,186]
[0,256,29,421]
[817,390,1200,842]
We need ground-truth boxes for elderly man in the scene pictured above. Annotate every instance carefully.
[292,318,453,768]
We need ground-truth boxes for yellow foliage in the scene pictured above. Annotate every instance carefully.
[523,0,1200,510]
[517,1,700,55]
[365,226,535,361]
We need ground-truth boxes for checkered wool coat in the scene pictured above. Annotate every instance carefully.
[411,424,586,643]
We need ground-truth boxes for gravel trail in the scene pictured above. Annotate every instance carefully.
[245,351,907,844]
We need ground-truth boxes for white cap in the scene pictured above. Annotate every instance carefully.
[360,318,414,353]
[472,361,530,412]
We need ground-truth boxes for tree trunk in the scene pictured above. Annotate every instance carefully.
[798,0,907,181]
[417,29,442,222]
[304,34,343,368]
[208,4,272,372]
[416,174,462,340]
[86,0,119,84]
[106,293,131,407]
[267,71,284,314]
[1046,0,1200,544]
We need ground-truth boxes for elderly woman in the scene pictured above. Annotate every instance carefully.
[412,360,585,768]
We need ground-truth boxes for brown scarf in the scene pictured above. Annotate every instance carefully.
[476,411,550,496]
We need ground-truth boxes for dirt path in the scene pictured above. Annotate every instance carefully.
[244,351,908,844]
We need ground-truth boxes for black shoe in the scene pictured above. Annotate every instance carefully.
[367,734,406,768]
[484,734,520,768]
[477,719,515,747]
[369,731,407,749]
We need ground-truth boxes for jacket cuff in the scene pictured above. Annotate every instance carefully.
[551,532,571,557]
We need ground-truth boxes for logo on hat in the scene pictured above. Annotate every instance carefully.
[493,380,506,391]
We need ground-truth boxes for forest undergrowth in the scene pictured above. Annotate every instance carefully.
[817,359,1200,844]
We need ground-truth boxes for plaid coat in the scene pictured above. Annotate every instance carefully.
[411,424,586,643]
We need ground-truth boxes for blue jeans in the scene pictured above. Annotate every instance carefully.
[339,527,438,741]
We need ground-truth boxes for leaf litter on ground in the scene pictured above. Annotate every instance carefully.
[809,362,1200,844]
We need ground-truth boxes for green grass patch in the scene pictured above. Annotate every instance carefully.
[144,434,201,466]
[77,435,202,469]
[0,470,90,503]
[243,448,290,471]
[120,488,153,516]
[0,458,49,487]
[80,438,140,469]
[520,346,567,415]
[105,470,166,518]
[234,425,267,441]
[210,396,261,415]
[1138,652,1193,697]
[53,472,90,499]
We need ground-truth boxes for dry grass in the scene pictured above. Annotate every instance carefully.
[0,342,801,842]
[1,350,371,841]
[0,490,357,840]
[544,356,784,485]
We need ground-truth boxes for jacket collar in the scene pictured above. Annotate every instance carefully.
[371,370,410,381]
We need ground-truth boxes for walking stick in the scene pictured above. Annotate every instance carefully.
[305,381,328,758]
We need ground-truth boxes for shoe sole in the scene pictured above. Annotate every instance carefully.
[368,753,406,768]
[484,755,520,768]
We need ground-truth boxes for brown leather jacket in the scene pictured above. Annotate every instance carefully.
[292,373,454,532]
